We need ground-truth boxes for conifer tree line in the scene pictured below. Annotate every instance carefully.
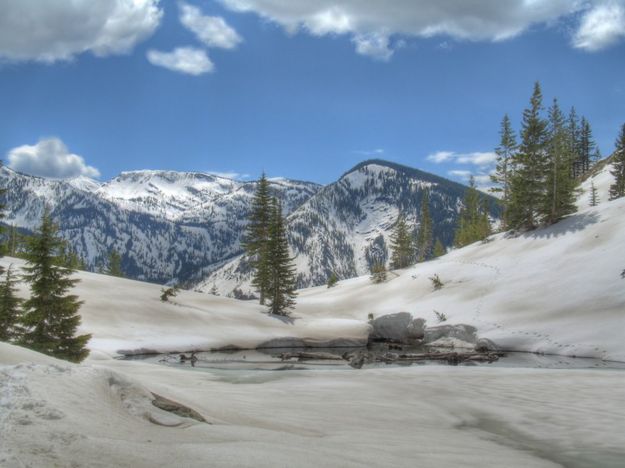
[609,124,625,200]
[491,82,607,230]
[244,174,297,316]
[0,184,91,362]
[454,176,491,247]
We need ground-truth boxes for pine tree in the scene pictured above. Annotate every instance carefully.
[266,198,297,316]
[433,239,446,258]
[578,117,595,175]
[508,82,549,230]
[390,215,414,269]
[589,181,599,207]
[19,209,91,362]
[107,250,123,277]
[244,174,272,304]
[609,123,625,200]
[568,108,582,178]
[416,190,433,262]
[369,262,387,284]
[491,114,517,228]
[0,265,23,342]
[454,177,490,247]
[542,99,578,224]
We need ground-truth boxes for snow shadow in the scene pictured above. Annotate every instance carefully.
[522,211,600,240]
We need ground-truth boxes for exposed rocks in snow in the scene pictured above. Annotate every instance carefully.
[426,337,476,349]
[369,312,415,343]
[257,337,368,349]
[423,324,478,345]
[475,338,500,353]
[151,393,208,424]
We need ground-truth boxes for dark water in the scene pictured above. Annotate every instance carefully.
[126,344,625,374]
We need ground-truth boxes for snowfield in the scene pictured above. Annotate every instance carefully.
[1,165,624,467]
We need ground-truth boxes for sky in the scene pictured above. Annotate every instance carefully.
[0,0,624,188]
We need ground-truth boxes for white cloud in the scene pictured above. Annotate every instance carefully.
[353,148,385,157]
[179,2,242,49]
[448,169,495,194]
[573,1,625,51]
[427,151,454,163]
[427,151,496,166]
[207,171,250,180]
[0,0,162,63]
[147,47,214,75]
[8,138,100,179]
[352,32,393,60]
[219,0,591,59]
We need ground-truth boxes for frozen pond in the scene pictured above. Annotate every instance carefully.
[125,344,625,382]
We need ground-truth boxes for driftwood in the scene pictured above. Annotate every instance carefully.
[380,351,503,365]
[279,351,344,361]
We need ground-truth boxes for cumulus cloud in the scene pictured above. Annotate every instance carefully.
[180,2,242,49]
[573,1,625,51]
[8,138,100,179]
[218,0,588,59]
[449,169,495,194]
[427,151,496,166]
[0,0,162,62]
[147,47,214,75]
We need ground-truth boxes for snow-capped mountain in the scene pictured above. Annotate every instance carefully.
[200,160,499,296]
[0,166,319,285]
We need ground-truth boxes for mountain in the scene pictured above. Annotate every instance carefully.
[0,166,320,285]
[200,160,500,296]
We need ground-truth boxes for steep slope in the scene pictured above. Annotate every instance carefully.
[202,160,499,296]
[0,166,319,284]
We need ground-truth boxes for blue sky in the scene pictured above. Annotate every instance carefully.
[1,1,624,187]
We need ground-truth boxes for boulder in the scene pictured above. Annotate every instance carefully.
[369,312,413,342]
[423,324,478,344]
[475,338,499,352]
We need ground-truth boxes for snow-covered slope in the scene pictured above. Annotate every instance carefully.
[1,164,622,361]
[203,160,499,296]
[0,166,319,285]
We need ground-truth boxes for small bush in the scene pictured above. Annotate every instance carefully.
[327,273,339,288]
[434,310,447,323]
[370,262,387,284]
[367,313,374,322]
[429,274,444,291]
[160,285,179,302]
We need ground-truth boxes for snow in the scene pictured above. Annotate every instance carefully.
[1,166,624,466]
[1,343,624,467]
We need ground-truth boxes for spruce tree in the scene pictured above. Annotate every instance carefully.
[508,82,549,230]
[266,198,297,316]
[19,209,91,362]
[433,239,446,258]
[244,174,272,304]
[107,250,123,277]
[609,123,625,200]
[578,117,595,175]
[568,108,582,178]
[416,190,433,262]
[589,181,599,207]
[491,114,517,228]
[542,99,578,224]
[454,177,490,247]
[390,215,414,269]
[0,265,23,342]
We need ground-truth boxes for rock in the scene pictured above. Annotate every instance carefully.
[426,337,475,349]
[475,338,499,352]
[423,324,478,344]
[406,318,426,341]
[369,312,413,342]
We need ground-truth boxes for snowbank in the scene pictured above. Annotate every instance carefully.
[1,342,624,468]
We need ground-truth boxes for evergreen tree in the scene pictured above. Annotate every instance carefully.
[107,250,123,277]
[416,190,433,262]
[568,108,582,178]
[244,174,272,304]
[369,262,387,284]
[542,99,578,224]
[490,114,517,228]
[508,82,549,229]
[433,239,446,258]
[326,272,338,288]
[6,224,21,257]
[19,209,91,362]
[0,265,23,342]
[389,215,414,269]
[266,198,297,316]
[454,177,491,247]
[589,181,599,207]
[609,123,625,200]
[577,117,595,175]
